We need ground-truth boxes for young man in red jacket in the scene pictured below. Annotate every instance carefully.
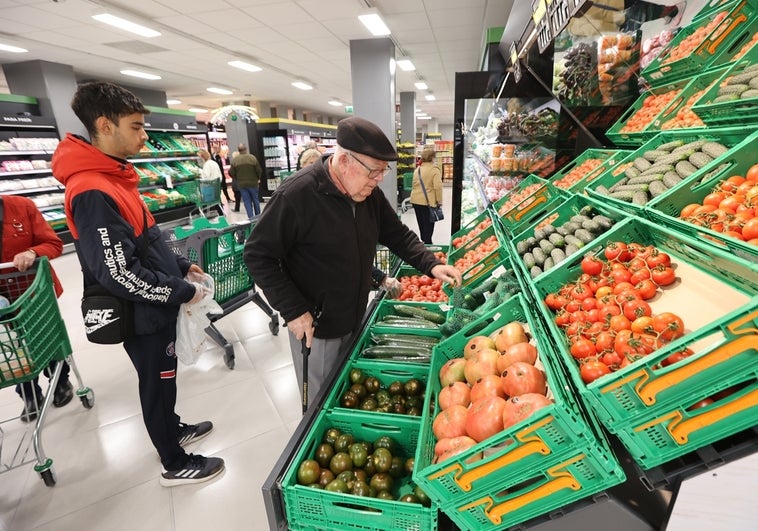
[52,81,224,487]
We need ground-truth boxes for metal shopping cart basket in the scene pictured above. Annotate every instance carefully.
[174,178,223,221]
[0,258,94,487]
[166,216,279,369]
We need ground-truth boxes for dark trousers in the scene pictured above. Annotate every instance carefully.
[413,204,435,244]
[232,189,241,211]
[123,323,184,469]
[220,178,232,202]
[16,359,71,399]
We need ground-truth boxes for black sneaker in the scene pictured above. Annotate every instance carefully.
[53,379,74,408]
[160,454,225,487]
[178,421,213,447]
[20,395,42,423]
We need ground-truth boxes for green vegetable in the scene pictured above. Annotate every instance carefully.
[532,248,546,266]
[573,229,595,244]
[688,152,713,169]
[649,180,668,197]
[393,304,446,324]
[632,190,649,205]
[523,252,536,269]
[550,248,566,264]
[663,172,683,188]
[529,265,543,279]
[675,160,698,178]
[548,232,565,247]
[538,239,555,254]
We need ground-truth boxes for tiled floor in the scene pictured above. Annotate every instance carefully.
[0,187,453,531]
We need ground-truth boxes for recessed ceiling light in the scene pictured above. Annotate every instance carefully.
[92,14,161,38]
[207,87,233,95]
[425,94,436,101]
[292,81,313,91]
[358,13,391,36]
[228,60,262,73]
[414,81,428,90]
[166,99,181,105]
[396,59,416,71]
[120,69,161,80]
[328,100,343,106]
[417,115,432,120]
[189,108,208,113]
[0,43,28,53]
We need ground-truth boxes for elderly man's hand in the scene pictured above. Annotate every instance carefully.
[430,264,462,288]
[288,312,316,348]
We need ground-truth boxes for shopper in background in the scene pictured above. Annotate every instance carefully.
[229,143,262,218]
[0,195,73,422]
[211,146,232,203]
[299,146,401,297]
[52,81,224,487]
[228,150,242,212]
[198,149,222,181]
[296,140,319,171]
[410,145,443,244]
[244,116,461,408]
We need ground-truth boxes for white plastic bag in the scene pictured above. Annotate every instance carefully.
[175,273,223,365]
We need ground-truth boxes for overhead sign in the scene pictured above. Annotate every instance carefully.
[344,105,354,114]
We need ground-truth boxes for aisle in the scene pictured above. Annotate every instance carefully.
[0,186,452,531]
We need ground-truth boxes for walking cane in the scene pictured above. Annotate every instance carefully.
[301,337,311,415]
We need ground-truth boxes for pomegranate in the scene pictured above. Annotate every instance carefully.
[439,358,467,386]
[501,361,547,397]
[438,381,472,410]
[502,394,552,429]
[494,322,528,353]
[496,342,538,373]
[463,348,500,384]
[463,335,496,359]
[469,374,505,402]
[432,404,468,439]
[465,396,507,442]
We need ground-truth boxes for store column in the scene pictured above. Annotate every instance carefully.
[349,38,396,202]
[3,60,86,138]
[399,91,416,144]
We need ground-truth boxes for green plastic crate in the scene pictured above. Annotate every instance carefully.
[612,371,758,469]
[413,295,625,529]
[547,148,632,193]
[348,322,439,365]
[641,0,757,86]
[645,129,758,263]
[282,409,438,531]
[529,216,758,434]
[449,210,494,251]
[493,174,567,229]
[324,359,429,418]
[368,300,444,336]
[446,224,510,293]
[508,194,627,284]
[606,77,694,146]
[585,127,751,216]
[691,41,758,126]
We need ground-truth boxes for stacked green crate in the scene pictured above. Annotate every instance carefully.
[547,148,632,193]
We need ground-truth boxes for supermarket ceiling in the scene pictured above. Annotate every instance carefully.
[0,0,518,127]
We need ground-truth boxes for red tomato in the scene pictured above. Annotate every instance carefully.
[661,347,694,367]
[570,338,597,360]
[609,314,631,332]
[630,268,652,285]
[651,266,676,286]
[581,255,604,276]
[703,192,726,207]
[604,241,630,262]
[645,250,671,268]
[595,331,616,353]
[742,218,758,241]
[545,293,568,311]
[623,299,652,320]
[580,297,598,311]
[580,360,611,384]
[635,279,658,300]
[747,164,758,182]
[631,316,655,335]
[569,283,594,301]
[600,350,623,367]
[612,281,636,295]
[652,312,686,341]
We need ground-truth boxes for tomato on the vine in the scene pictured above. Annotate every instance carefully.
[609,314,632,332]
[600,350,623,367]
[545,293,568,311]
[623,299,652,321]
[645,250,671,269]
[570,338,597,360]
[651,266,676,286]
[652,312,686,341]
[581,255,604,276]
[580,360,611,384]
[631,316,655,335]
[569,283,594,301]
[635,279,658,300]
[595,331,616,354]
[629,268,652,285]
[661,347,694,367]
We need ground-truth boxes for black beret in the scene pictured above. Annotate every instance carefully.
[337,116,398,161]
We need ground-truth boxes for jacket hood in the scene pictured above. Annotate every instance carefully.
[52,133,138,187]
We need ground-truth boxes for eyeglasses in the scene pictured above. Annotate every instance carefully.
[347,152,391,180]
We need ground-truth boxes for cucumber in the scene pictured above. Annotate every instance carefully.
[649,180,668,197]
[533,227,546,240]
[573,229,595,244]
[639,163,675,177]
[516,239,530,255]
[643,149,669,162]
[592,215,614,230]
[579,205,595,217]
[624,166,641,179]
[523,252,536,269]
[468,277,499,300]
[361,345,433,358]
[371,337,436,350]
[689,152,713,169]
[538,239,555,254]
[594,184,611,196]
[532,248,546,266]
[570,214,591,225]
[548,232,565,247]
[564,234,584,248]
[613,183,650,192]
[541,224,556,236]
[550,248,566,264]
[542,257,555,271]
[525,236,538,249]
[675,160,698,178]
[609,190,636,200]
[633,157,652,171]
[556,225,571,236]
[581,219,601,232]
[657,140,685,152]
[662,172,683,188]
[562,221,582,234]
[370,333,439,346]
[608,177,630,192]
[530,265,543,279]
[700,142,728,159]
[632,190,649,205]
[565,244,580,256]
[393,304,446,324]
[627,174,664,185]
[379,316,439,329]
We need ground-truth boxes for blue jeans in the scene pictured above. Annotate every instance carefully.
[240,187,260,218]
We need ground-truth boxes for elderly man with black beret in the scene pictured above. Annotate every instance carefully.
[244,117,461,409]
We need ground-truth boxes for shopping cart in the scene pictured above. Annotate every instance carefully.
[166,216,279,369]
[174,178,224,221]
[0,258,94,487]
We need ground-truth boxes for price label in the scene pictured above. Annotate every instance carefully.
[532,0,547,23]
[510,42,522,83]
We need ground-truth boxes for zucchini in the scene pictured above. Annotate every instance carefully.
[548,232,565,247]
[649,180,668,197]
[538,239,555,254]
[522,252,536,269]
[573,229,595,244]
[532,248,546,266]
[393,305,446,324]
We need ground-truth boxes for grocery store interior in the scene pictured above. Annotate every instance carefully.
[1,0,758,530]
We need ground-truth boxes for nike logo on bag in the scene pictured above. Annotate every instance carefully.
[84,310,120,334]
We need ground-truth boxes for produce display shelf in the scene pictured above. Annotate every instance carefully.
[641,0,757,87]
[528,216,758,469]
[585,127,752,216]
[413,294,625,531]
[547,148,632,194]
[644,129,758,263]
[281,409,438,531]
[691,42,758,126]
[446,224,511,295]
[493,174,567,235]
[449,209,494,251]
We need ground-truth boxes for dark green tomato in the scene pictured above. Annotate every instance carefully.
[324,428,342,446]
[389,394,406,406]
[388,456,405,479]
[388,380,404,396]
[349,383,368,400]
[318,469,335,487]
[360,397,378,411]
[351,480,372,497]
[405,396,423,410]
[398,493,420,504]
[390,402,407,415]
[353,468,368,484]
[324,478,349,493]
[315,443,335,468]
[307,483,324,489]
[340,391,359,409]
[414,485,432,507]
[364,377,381,394]
[329,452,353,475]
[372,447,393,473]
[406,406,421,417]
[349,443,369,468]
[369,472,394,494]
[363,458,376,477]
[337,470,356,491]
[404,378,424,397]
[404,457,415,476]
[376,490,394,500]
[334,433,355,453]
[297,459,321,485]
[349,368,365,385]
[375,389,391,405]
[374,436,398,454]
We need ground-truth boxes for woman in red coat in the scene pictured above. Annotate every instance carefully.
[0,195,71,422]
